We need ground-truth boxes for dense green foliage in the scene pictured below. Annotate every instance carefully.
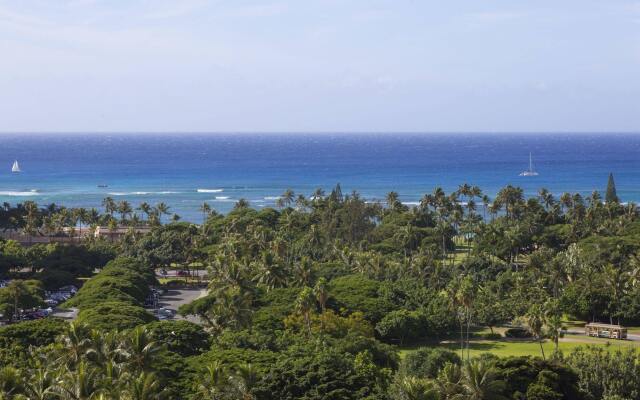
[66,257,156,330]
[0,180,639,399]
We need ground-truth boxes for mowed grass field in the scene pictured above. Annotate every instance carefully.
[399,335,640,359]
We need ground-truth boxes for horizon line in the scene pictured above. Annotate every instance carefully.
[0,131,639,136]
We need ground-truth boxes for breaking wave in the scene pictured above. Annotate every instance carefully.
[197,188,224,193]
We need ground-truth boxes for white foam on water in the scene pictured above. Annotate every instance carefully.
[264,196,281,200]
[197,188,224,193]
[215,196,230,200]
[108,191,179,196]
[0,190,39,196]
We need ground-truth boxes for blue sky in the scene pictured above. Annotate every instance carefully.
[0,0,639,132]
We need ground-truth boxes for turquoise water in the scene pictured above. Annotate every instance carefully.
[0,133,638,222]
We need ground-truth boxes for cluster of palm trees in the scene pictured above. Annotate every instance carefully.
[418,185,486,264]
[0,322,166,399]
[393,361,506,400]
[0,199,175,240]
[102,198,173,225]
[195,361,259,400]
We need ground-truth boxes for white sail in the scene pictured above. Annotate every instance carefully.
[11,160,20,173]
[519,153,538,176]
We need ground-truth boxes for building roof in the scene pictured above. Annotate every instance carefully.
[585,323,627,329]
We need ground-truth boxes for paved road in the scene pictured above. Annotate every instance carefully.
[52,307,78,320]
[51,288,206,324]
[155,288,207,324]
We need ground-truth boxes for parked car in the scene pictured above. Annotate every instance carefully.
[156,308,175,317]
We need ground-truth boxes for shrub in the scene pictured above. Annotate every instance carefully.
[483,332,503,340]
[147,320,210,357]
[36,269,78,290]
[77,301,155,331]
[0,318,67,348]
[64,257,155,310]
[375,309,424,345]
[251,348,379,400]
[505,327,532,338]
[329,274,392,323]
[398,348,461,378]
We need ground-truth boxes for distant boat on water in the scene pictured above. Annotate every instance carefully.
[97,184,109,188]
[11,160,21,173]
[519,153,539,176]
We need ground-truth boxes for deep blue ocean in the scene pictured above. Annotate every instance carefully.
[0,133,638,222]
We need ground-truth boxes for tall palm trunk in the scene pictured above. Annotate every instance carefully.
[466,308,472,361]
[460,318,465,361]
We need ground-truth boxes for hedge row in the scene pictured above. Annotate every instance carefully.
[65,257,157,331]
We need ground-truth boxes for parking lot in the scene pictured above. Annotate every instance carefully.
[152,287,207,324]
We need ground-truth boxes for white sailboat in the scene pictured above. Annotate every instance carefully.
[11,160,21,173]
[519,153,538,176]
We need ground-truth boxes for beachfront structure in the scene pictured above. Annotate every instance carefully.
[0,225,151,244]
[585,323,627,340]
[93,225,152,240]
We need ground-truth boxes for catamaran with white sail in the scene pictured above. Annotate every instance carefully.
[519,153,538,176]
[11,160,21,173]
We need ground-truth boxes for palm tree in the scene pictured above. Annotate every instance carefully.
[293,257,313,287]
[544,299,563,356]
[277,189,295,208]
[4,279,36,322]
[394,376,439,400]
[458,360,507,400]
[61,322,93,365]
[295,194,308,211]
[435,363,464,399]
[234,199,250,210]
[22,366,57,400]
[74,207,88,240]
[137,202,152,222]
[0,366,24,398]
[107,217,118,241]
[313,277,329,312]
[254,252,287,290]
[295,287,317,335]
[117,201,133,224]
[229,363,259,400]
[386,191,401,212]
[481,195,490,219]
[22,200,40,242]
[87,208,101,227]
[538,188,555,211]
[456,276,476,361]
[197,361,229,399]
[525,304,546,360]
[602,263,628,325]
[102,197,116,217]
[120,327,161,373]
[199,202,212,224]
[55,361,103,400]
[121,372,164,400]
[559,192,572,214]
[155,203,170,224]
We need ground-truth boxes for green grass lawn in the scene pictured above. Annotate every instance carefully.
[399,336,640,359]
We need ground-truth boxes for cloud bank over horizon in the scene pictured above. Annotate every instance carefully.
[0,0,639,133]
